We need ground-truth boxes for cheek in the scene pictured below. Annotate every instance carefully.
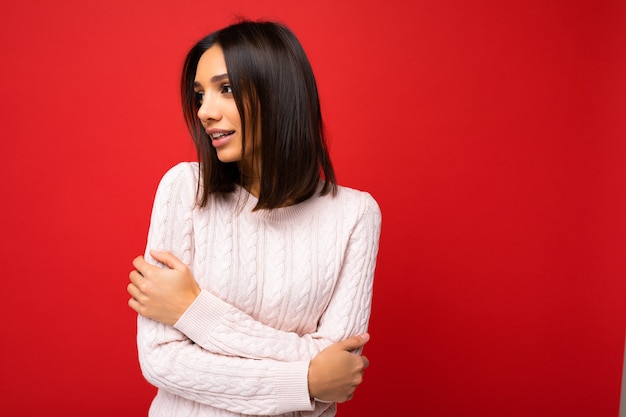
[227,103,242,126]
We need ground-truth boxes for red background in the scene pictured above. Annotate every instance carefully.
[1,1,625,416]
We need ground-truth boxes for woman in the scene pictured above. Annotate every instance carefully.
[127,20,382,416]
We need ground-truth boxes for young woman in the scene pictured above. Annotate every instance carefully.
[127,20,382,417]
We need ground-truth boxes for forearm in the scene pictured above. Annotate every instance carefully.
[173,289,333,361]
[173,272,373,362]
[137,315,314,414]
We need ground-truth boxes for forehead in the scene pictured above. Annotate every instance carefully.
[195,45,227,82]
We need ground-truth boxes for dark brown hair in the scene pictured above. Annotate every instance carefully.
[181,20,336,210]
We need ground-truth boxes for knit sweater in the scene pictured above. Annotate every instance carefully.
[136,162,382,417]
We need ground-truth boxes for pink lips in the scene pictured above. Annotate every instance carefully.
[206,129,235,148]
[211,133,233,148]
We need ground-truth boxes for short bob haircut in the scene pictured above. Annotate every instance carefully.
[181,20,337,210]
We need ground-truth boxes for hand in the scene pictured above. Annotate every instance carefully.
[307,333,370,403]
[127,250,201,325]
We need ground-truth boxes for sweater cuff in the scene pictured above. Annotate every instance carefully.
[273,360,315,413]
[173,289,228,346]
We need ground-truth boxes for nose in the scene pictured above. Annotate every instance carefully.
[197,93,221,122]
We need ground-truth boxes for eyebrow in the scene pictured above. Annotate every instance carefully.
[193,73,229,88]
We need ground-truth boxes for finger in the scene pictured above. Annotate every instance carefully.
[132,255,151,275]
[337,333,370,351]
[128,296,142,314]
[150,250,186,271]
[362,355,370,370]
[128,270,144,286]
[127,282,142,300]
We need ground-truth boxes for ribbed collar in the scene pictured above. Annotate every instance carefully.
[233,184,329,225]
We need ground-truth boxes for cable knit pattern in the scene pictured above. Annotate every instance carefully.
[137,162,382,417]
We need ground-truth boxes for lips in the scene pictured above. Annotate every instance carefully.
[205,129,235,148]
[205,128,235,139]
[209,131,234,140]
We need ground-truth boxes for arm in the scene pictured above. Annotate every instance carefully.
[131,249,373,403]
[131,192,382,363]
[138,314,313,414]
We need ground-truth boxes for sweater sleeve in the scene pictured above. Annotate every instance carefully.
[173,189,382,361]
[136,163,314,415]
[309,193,382,345]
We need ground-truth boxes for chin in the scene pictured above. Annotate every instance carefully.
[216,152,242,163]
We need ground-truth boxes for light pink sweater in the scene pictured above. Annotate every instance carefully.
[136,162,382,416]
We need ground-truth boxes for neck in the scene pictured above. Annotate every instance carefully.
[239,161,261,197]
[243,181,260,198]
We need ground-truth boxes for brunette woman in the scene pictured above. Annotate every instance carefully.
[127,20,381,417]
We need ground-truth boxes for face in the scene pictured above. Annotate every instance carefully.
[194,45,252,164]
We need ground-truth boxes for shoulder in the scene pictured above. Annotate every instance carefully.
[335,185,381,219]
[316,185,382,232]
[153,162,199,205]
[158,162,199,187]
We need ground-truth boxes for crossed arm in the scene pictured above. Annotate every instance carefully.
[127,249,370,404]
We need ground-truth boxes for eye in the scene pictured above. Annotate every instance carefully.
[220,84,233,95]
[194,91,204,107]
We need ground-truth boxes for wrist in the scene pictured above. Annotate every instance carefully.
[307,357,321,399]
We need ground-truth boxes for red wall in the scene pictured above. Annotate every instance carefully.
[1,1,624,416]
